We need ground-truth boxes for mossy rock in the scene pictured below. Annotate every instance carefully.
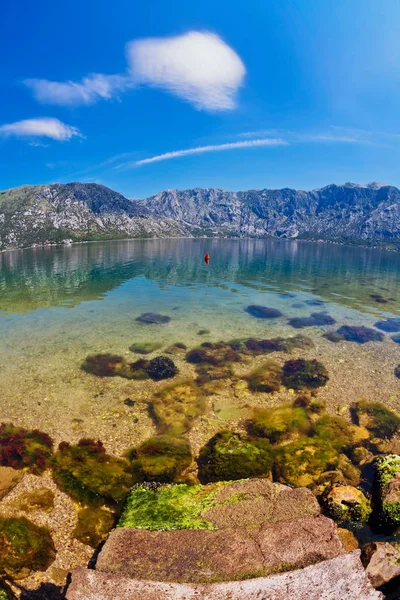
[244,360,282,394]
[314,415,357,452]
[197,431,273,484]
[149,380,205,436]
[186,342,242,368]
[351,399,400,439]
[282,359,329,390]
[74,506,115,548]
[0,423,53,474]
[81,353,126,377]
[0,516,56,580]
[322,484,371,523]
[274,437,339,488]
[128,435,192,483]
[249,405,311,444]
[15,488,55,513]
[374,454,400,525]
[52,439,133,506]
[129,342,162,355]
[118,482,230,531]
[147,356,178,381]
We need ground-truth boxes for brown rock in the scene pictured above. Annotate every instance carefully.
[202,478,320,529]
[362,542,400,588]
[337,527,359,551]
[67,551,383,600]
[96,515,344,583]
[0,466,23,500]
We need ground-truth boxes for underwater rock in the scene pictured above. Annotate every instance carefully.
[374,454,400,526]
[0,423,53,474]
[370,293,389,304]
[322,484,371,523]
[0,466,23,500]
[126,359,151,380]
[288,313,336,329]
[351,400,400,439]
[305,299,325,306]
[0,516,56,580]
[245,305,283,319]
[129,342,162,354]
[335,326,384,344]
[149,380,205,436]
[15,488,55,513]
[274,437,340,488]
[244,361,283,394]
[136,313,171,324]
[374,319,400,333]
[147,356,178,381]
[74,506,115,548]
[249,405,311,444]
[82,353,125,377]
[197,329,210,335]
[314,415,364,452]
[165,342,187,356]
[395,365,400,379]
[392,334,400,344]
[337,528,359,552]
[323,331,345,343]
[128,435,192,483]
[186,342,242,367]
[282,359,329,390]
[361,542,400,589]
[197,431,274,483]
[52,438,133,506]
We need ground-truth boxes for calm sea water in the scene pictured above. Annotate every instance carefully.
[1,237,400,447]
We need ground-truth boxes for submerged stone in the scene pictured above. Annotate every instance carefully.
[249,405,311,444]
[245,304,283,319]
[351,399,400,439]
[81,353,125,377]
[197,431,274,483]
[362,541,400,589]
[374,319,400,333]
[374,454,400,526]
[322,484,371,523]
[149,380,205,436]
[305,299,325,306]
[128,435,192,483]
[282,358,329,390]
[244,360,283,393]
[392,334,400,344]
[147,356,178,381]
[0,516,56,580]
[334,325,384,344]
[74,506,115,548]
[129,342,162,354]
[136,313,171,324]
[288,312,336,329]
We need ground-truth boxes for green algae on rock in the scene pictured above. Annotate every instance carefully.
[314,415,359,452]
[197,430,273,484]
[322,484,372,523]
[52,438,133,506]
[282,359,329,390]
[149,380,205,436]
[128,435,192,483]
[118,482,226,530]
[249,405,311,444]
[374,454,400,526]
[244,360,283,394]
[0,423,53,474]
[351,399,400,439]
[274,437,339,488]
[74,506,115,548]
[15,488,55,513]
[0,516,56,580]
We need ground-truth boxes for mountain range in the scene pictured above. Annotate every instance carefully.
[1,181,400,250]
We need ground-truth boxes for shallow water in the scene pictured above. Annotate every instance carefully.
[1,238,400,450]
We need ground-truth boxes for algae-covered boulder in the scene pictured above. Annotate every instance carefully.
[374,454,400,526]
[0,516,56,580]
[149,380,205,436]
[197,431,274,483]
[147,356,178,381]
[314,415,362,452]
[129,341,162,354]
[244,360,283,393]
[351,400,400,439]
[128,435,192,483]
[0,423,53,474]
[249,405,311,444]
[74,506,115,548]
[322,485,371,523]
[245,305,282,319]
[15,488,54,513]
[52,438,133,506]
[274,437,339,488]
[282,359,329,390]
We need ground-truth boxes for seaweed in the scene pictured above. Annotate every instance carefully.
[282,359,329,390]
[128,435,192,483]
[129,342,162,354]
[244,360,283,393]
[245,305,283,319]
[73,506,115,548]
[351,399,400,439]
[136,313,171,324]
[248,405,311,444]
[149,380,206,436]
[0,423,53,474]
[147,356,178,381]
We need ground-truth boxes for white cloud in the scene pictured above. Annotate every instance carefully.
[0,118,82,141]
[123,138,286,167]
[127,31,245,111]
[24,73,131,106]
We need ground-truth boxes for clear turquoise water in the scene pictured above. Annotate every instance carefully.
[1,238,400,449]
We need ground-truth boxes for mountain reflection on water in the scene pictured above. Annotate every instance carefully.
[0,238,399,316]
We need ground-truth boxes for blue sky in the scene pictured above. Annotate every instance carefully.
[1,0,400,198]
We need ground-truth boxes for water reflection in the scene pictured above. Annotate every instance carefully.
[0,239,399,315]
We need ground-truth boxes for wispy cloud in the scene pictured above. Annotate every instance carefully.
[127,31,245,111]
[119,138,287,168]
[24,74,131,107]
[23,31,245,112]
[0,118,82,141]
[237,127,393,146]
